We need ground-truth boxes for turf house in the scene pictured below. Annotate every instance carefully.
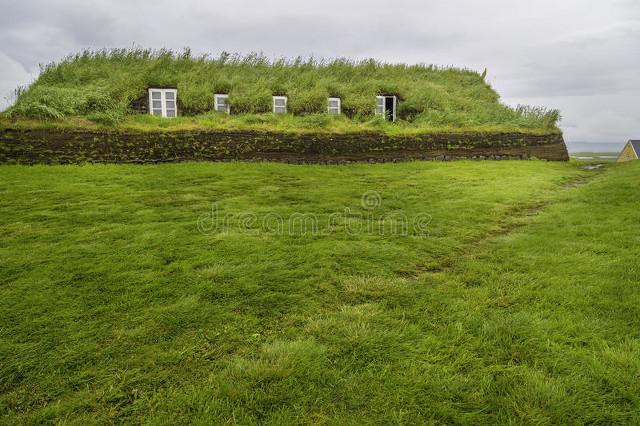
[0,49,570,164]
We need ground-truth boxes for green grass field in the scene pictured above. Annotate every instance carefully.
[1,160,639,423]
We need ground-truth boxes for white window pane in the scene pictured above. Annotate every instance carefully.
[151,92,161,100]
[152,109,162,116]
[215,94,229,113]
[274,98,286,107]
[165,92,175,100]
[166,110,176,118]
[166,100,175,109]
[274,107,286,113]
[153,100,162,109]
[329,108,339,114]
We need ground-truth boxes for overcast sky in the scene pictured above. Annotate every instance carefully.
[1,0,638,146]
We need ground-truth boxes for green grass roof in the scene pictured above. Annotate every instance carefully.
[4,48,561,134]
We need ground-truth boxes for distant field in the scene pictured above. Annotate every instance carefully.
[570,152,619,162]
[1,160,639,423]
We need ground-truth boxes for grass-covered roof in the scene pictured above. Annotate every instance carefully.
[3,48,561,134]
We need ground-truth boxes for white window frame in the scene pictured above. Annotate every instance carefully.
[214,94,230,114]
[273,96,287,114]
[375,95,397,122]
[149,88,177,118]
[328,97,341,114]
[375,96,385,117]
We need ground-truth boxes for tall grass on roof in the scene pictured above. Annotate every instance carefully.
[5,48,561,133]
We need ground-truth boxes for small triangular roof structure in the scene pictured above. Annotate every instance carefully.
[618,140,640,162]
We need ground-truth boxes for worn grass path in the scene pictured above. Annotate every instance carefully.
[1,160,638,424]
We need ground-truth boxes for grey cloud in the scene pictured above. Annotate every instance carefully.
[0,0,638,143]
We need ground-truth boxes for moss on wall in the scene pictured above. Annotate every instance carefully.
[0,128,569,164]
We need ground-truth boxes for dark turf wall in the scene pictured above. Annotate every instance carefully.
[0,128,569,164]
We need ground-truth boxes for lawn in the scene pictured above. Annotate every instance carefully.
[1,160,638,423]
